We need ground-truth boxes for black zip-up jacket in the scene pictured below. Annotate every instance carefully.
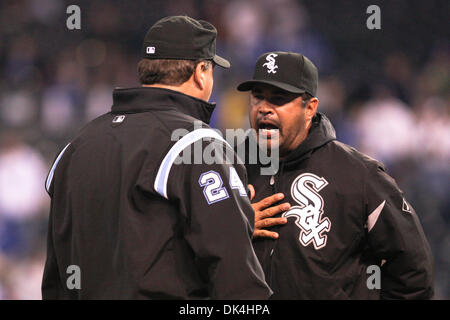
[42,87,272,299]
[245,113,434,299]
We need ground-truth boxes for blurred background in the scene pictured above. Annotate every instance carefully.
[0,0,448,299]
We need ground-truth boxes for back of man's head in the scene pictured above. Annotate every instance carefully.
[137,16,229,89]
[138,59,212,86]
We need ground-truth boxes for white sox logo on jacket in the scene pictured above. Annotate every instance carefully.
[283,173,331,250]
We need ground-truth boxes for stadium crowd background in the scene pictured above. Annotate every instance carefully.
[0,0,448,299]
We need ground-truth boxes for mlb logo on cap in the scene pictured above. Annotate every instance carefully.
[146,46,155,54]
[112,115,126,123]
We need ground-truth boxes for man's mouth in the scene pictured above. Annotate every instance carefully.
[257,121,280,139]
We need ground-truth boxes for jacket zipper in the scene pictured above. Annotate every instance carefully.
[268,174,277,285]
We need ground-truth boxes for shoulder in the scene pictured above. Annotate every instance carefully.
[324,141,401,194]
[322,140,385,173]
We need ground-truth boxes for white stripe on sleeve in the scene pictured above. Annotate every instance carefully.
[367,200,386,232]
[45,143,71,193]
[154,128,229,199]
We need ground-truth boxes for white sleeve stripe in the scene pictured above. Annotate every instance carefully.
[154,128,229,199]
[367,200,386,232]
[45,143,71,193]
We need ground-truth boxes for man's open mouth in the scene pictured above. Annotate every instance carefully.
[258,121,280,139]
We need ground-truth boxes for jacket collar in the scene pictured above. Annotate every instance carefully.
[111,87,216,124]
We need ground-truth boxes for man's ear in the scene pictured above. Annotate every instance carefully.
[305,97,319,121]
[193,62,207,90]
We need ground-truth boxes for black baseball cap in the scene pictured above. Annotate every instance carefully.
[237,51,318,96]
[142,16,230,69]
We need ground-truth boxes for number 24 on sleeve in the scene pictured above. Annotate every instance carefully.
[198,168,247,205]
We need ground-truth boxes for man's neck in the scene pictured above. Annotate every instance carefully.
[142,83,203,101]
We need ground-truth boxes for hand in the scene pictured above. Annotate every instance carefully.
[248,184,290,239]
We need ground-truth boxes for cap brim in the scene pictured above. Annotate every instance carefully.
[213,55,230,69]
[237,80,306,94]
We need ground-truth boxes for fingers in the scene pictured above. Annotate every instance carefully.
[254,229,280,239]
[248,184,255,201]
[251,191,291,240]
[255,217,287,229]
[253,214,288,240]
[252,193,285,211]
[257,202,291,219]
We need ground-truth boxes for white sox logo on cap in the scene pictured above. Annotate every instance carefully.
[262,53,278,74]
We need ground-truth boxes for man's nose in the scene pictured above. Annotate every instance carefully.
[258,100,274,115]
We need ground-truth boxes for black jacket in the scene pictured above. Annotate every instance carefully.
[246,113,434,299]
[42,87,272,299]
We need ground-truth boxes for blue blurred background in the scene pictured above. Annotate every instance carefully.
[0,0,448,299]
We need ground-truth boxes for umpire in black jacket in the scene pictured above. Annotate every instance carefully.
[42,16,272,299]
[238,51,434,299]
